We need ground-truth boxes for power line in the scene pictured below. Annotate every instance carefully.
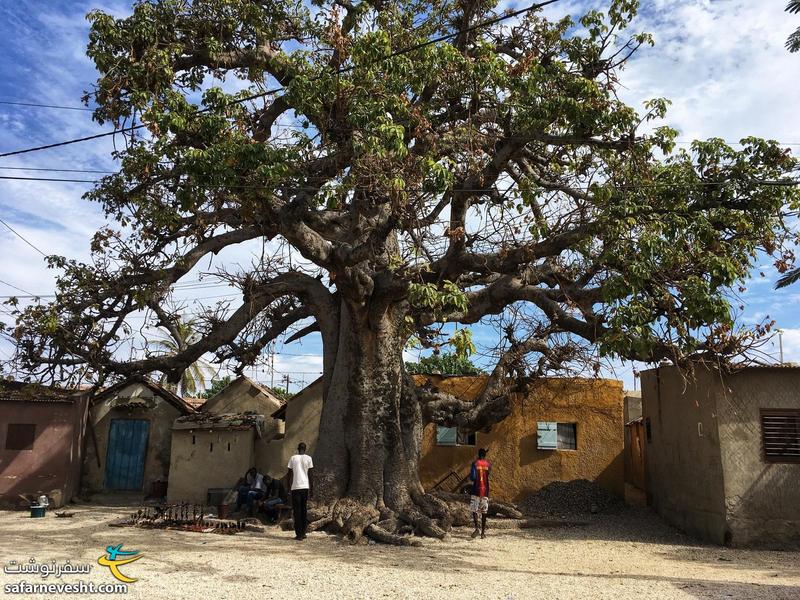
[1,173,798,190]
[0,216,48,256]
[0,175,96,183]
[0,0,560,159]
[0,100,94,112]
[4,100,800,150]
[0,279,36,296]
[0,166,115,174]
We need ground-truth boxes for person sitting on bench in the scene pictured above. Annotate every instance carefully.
[235,467,267,516]
[261,475,287,523]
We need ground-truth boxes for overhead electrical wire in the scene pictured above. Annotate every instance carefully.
[0,216,48,256]
[0,166,116,174]
[1,173,798,190]
[0,100,94,112]
[0,279,36,296]
[0,0,561,158]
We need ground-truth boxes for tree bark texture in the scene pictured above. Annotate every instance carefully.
[305,298,456,544]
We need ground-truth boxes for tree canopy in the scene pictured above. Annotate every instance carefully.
[4,0,797,390]
[2,0,799,544]
[405,352,483,376]
[201,375,232,399]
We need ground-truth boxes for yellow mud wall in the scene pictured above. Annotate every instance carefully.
[418,376,624,502]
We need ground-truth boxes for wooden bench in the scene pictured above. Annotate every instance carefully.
[255,499,292,523]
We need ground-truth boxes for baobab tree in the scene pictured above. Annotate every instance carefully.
[5,0,799,543]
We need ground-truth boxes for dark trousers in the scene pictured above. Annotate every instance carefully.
[291,489,309,537]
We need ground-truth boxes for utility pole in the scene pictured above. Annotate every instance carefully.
[270,341,275,387]
[282,373,290,393]
[778,329,784,364]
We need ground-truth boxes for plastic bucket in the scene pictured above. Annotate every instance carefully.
[30,505,46,518]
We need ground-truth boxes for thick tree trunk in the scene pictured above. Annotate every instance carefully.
[309,299,451,543]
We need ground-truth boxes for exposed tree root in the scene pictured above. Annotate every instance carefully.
[431,490,524,520]
[301,491,477,545]
[330,498,380,544]
[306,515,333,532]
[398,509,448,539]
[365,524,421,546]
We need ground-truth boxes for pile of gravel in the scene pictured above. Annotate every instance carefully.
[518,479,624,518]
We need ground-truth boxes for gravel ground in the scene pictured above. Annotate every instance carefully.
[1,502,798,600]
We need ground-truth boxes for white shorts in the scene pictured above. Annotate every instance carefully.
[470,495,489,514]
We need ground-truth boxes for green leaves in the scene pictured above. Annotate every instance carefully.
[408,281,469,316]
[449,328,476,358]
[405,351,483,375]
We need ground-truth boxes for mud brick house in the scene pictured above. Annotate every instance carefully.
[82,380,194,497]
[641,364,800,547]
[167,412,268,503]
[418,375,625,500]
[270,375,625,501]
[263,377,323,477]
[201,375,283,419]
[0,381,88,508]
[166,376,284,502]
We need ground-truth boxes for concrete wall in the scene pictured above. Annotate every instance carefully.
[624,391,642,423]
[167,428,255,503]
[418,376,625,502]
[0,396,88,508]
[641,367,728,544]
[82,383,180,495]
[201,377,283,440]
[256,378,324,478]
[713,367,800,547]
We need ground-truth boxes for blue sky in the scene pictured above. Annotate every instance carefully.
[1,0,800,392]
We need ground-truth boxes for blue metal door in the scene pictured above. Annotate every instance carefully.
[105,419,149,490]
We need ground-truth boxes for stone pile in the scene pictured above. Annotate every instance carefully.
[519,479,624,518]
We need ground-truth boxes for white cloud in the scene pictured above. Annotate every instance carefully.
[3,0,800,384]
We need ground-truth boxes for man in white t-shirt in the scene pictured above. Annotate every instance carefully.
[286,442,313,540]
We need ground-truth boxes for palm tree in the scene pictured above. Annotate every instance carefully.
[776,267,800,288]
[147,317,214,396]
[788,1,800,52]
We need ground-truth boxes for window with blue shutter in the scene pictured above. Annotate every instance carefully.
[436,426,457,446]
[435,426,476,446]
[538,422,577,450]
[537,422,557,450]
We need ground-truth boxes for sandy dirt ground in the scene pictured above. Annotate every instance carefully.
[0,502,798,600]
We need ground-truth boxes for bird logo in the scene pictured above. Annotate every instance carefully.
[97,544,142,583]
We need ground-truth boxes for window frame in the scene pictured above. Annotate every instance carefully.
[556,422,578,450]
[435,425,476,447]
[537,421,578,451]
[5,423,37,451]
[760,409,800,464]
